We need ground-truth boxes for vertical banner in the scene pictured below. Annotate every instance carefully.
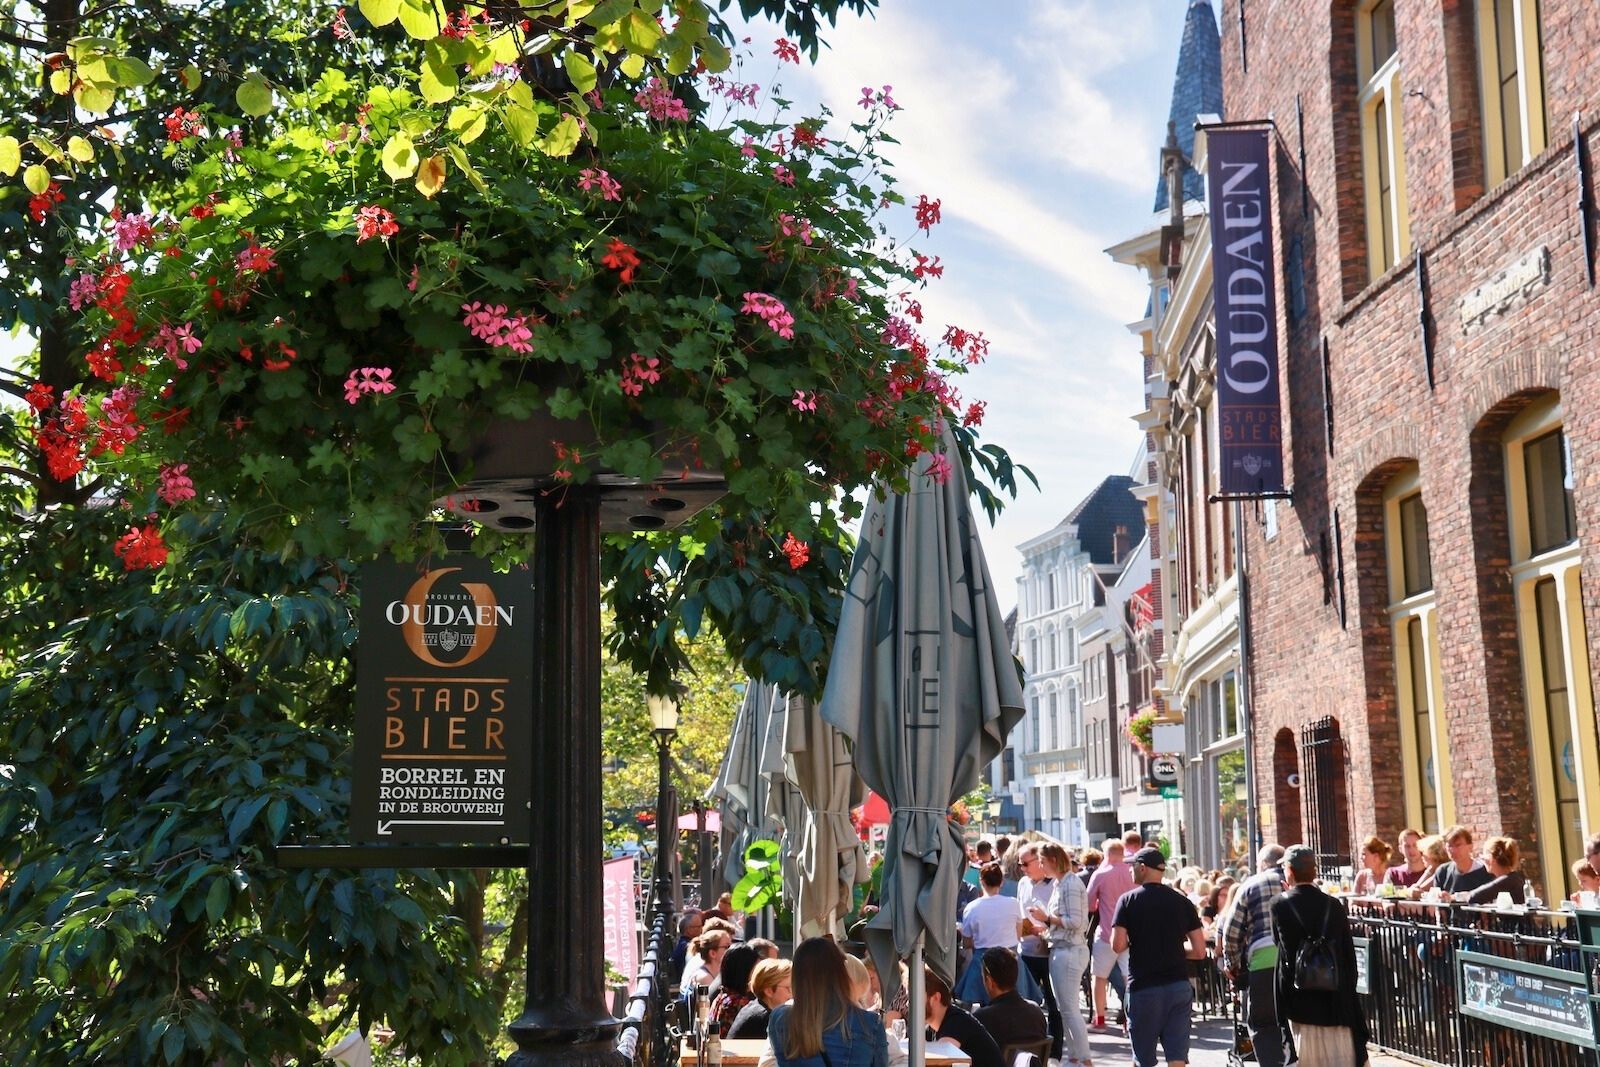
[351,556,534,843]
[1206,127,1286,495]
[602,857,639,990]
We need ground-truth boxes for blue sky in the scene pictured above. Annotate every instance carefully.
[738,0,1199,610]
[1,1,1201,613]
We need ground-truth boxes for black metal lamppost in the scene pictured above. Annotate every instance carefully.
[987,798,1003,836]
[648,689,680,922]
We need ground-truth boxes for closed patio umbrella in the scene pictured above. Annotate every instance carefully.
[819,432,1025,1063]
[783,692,868,939]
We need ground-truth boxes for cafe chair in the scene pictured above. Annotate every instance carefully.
[1002,1037,1053,1067]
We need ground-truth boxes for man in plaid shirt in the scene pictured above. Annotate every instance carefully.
[1219,844,1287,1067]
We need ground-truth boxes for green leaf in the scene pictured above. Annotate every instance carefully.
[236,75,273,118]
[0,137,19,177]
[500,104,539,147]
[420,43,458,103]
[543,114,581,158]
[619,52,646,80]
[358,0,401,26]
[204,876,230,923]
[180,64,202,91]
[447,105,487,144]
[700,36,731,74]
[564,51,597,95]
[620,9,661,53]
[65,136,94,163]
[381,132,419,179]
[445,144,487,192]
[397,0,445,39]
[75,84,115,114]
[107,56,155,87]
[579,0,636,28]
[22,164,49,195]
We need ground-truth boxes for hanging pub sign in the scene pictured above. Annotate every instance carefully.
[1205,127,1286,496]
[351,556,534,844]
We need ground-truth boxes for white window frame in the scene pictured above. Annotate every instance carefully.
[1358,0,1411,279]
[1505,398,1598,898]
[1476,0,1547,188]
[1384,466,1454,833]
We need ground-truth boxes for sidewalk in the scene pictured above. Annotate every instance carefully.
[1079,1015,1419,1067]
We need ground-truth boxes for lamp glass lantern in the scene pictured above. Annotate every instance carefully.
[986,799,1003,820]
[647,690,680,736]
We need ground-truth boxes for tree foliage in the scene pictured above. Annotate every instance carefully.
[0,508,499,1064]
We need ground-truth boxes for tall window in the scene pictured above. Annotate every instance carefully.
[1064,628,1078,666]
[1047,692,1059,750]
[1028,631,1040,675]
[1477,0,1548,188]
[1003,746,1016,785]
[1358,0,1411,279]
[1045,624,1058,671]
[1030,694,1041,749]
[1385,468,1453,832]
[1506,400,1598,897]
[1067,684,1082,748]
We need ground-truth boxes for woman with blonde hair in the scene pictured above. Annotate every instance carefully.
[1027,842,1093,1067]
[1465,837,1527,905]
[730,958,793,1039]
[766,937,888,1067]
[1411,835,1452,896]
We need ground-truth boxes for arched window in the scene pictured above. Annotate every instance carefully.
[1047,690,1060,751]
[1385,465,1453,832]
[1506,398,1598,894]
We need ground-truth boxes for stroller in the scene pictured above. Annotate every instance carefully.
[1226,980,1256,1067]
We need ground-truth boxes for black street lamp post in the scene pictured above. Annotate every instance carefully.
[648,690,680,923]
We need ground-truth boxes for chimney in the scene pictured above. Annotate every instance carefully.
[1113,524,1129,562]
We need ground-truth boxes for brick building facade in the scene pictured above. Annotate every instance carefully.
[1216,0,1600,894]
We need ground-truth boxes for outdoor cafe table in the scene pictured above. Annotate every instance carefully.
[678,1038,972,1066]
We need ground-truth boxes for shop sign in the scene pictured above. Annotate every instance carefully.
[1205,127,1285,496]
[350,556,534,844]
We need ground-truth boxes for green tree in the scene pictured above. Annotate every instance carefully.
[599,612,743,819]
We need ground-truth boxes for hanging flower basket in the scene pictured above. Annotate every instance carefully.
[1125,711,1156,754]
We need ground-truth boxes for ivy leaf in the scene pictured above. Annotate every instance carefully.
[0,137,19,177]
[414,153,447,199]
[357,0,401,27]
[22,164,49,195]
[236,75,274,118]
[564,52,597,95]
[381,132,419,179]
[542,114,581,158]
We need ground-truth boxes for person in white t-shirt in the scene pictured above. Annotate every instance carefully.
[954,863,1023,1004]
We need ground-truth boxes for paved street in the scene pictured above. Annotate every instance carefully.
[1079,1014,1414,1067]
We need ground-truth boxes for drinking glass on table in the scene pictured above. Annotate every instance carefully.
[891,1019,906,1042]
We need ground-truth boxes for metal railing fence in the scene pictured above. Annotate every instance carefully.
[1347,900,1596,1067]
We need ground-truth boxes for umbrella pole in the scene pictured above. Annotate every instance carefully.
[909,939,925,1067]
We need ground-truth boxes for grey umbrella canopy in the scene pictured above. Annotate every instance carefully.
[710,680,780,890]
[783,692,868,939]
[819,432,1025,1005]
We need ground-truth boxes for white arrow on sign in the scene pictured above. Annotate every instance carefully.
[377,819,505,835]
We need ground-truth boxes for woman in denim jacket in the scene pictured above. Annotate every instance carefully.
[764,938,890,1067]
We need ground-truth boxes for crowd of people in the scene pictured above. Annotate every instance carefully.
[662,819,1600,1067]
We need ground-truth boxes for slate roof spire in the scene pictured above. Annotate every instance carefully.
[1153,0,1224,213]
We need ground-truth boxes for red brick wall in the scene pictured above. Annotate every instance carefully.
[1217,0,1600,873]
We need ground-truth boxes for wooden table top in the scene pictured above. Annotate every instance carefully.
[679,1037,972,1066]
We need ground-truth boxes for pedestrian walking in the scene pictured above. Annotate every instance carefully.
[1110,847,1207,1067]
[1218,844,1287,1067]
[1028,843,1093,1067]
[1271,846,1369,1067]
[1017,842,1063,1059]
[1084,839,1133,1029]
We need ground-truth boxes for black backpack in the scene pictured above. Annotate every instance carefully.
[1291,895,1342,993]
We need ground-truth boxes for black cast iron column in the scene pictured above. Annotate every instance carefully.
[654,731,676,921]
[508,490,623,1067]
